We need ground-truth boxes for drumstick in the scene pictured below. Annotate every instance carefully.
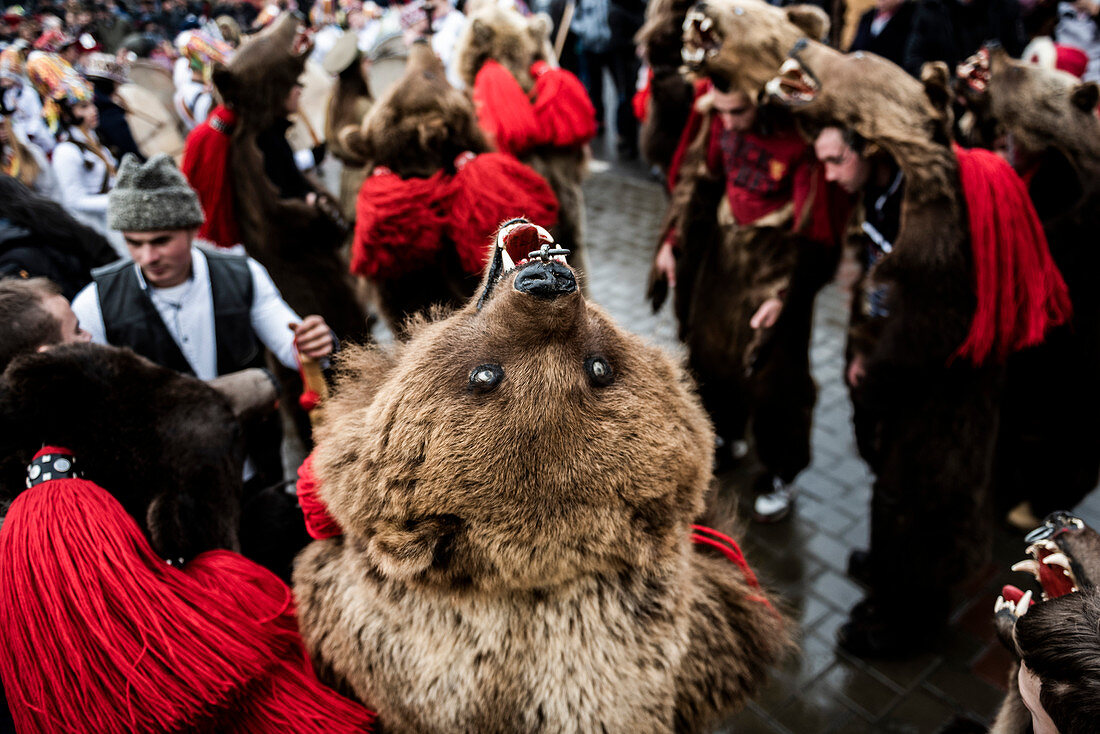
[554,1,575,62]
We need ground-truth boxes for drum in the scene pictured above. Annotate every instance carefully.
[116,83,187,161]
[366,32,408,100]
[287,57,334,151]
[127,59,178,114]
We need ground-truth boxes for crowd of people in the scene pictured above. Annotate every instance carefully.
[1,0,1100,730]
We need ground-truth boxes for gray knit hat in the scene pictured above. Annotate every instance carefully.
[107,153,206,232]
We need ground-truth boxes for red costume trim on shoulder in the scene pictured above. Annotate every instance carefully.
[181,105,241,248]
[953,144,1072,365]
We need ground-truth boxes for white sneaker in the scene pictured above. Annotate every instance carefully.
[752,476,796,523]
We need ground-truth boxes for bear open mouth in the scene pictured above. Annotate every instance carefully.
[765,56,819,106]
[477,219,567,310]
[1001,514,1089,614]
[681,8,721,67]
[957,48,991,94]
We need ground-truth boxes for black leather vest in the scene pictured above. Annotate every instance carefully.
[92,250,265,376]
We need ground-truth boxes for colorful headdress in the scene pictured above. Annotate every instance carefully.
[177,30,233,77]
[32,28,75,53]
[26,52,93,132]
[0,42,27,82]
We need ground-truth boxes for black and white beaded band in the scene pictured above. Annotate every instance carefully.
[26,452,81,488]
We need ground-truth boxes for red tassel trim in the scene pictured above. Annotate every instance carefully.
[472,59,540,157]
[351,155,558,280]
[632,68,652,123]
[0,475,374,733]
[953,144,1072,365]
[351,167,451,280]
[297,454,343,540]
[449,152,558,274]
[530,61,597,149]
[691,524,774,611]
[181,105,241,248]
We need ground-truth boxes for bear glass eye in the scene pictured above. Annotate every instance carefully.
[585,356,614,387]
[468,363,504,393]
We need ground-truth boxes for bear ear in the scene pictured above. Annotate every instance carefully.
[920,61,952,114]
[783,5,829,42]
[366,515,463,579]
[1071,81,1100,115]
[471,18,494,47]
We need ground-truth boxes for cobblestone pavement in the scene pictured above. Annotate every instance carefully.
[579,156,1100,734]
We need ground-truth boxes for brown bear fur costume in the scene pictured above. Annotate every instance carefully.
[339,42,495,331]
[961,48,1100,520]
[648,1,839,478]
[683,0,1007,641]
[635,0,699,174]
[293,229,790,732]
[454,5,591,280]
[985,513,1100,733]
[0,343,243,563]
[635,0,828,175]
[210,14,367,342]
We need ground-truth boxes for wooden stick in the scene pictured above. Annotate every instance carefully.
[554,0,575,62]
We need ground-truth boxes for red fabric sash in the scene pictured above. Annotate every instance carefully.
[953,145,1072,365]
[181,105,241,248]
[351,153,558,280]
[472,60,596,156]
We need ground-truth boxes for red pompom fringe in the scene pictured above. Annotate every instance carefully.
[632,68,652,123]
[473,59,540,157]
[182,105,241,248]
[449,152,559,274]
[953,144,1072,365]
[530,61,597,148]
[351,167,451,280]
[690,524,774,611]
[297,454,344,540]
[0,476,374,733]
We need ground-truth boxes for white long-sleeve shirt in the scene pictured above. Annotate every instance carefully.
[71,247,304,380]
[51,127,118,249]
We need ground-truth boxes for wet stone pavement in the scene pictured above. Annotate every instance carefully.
[578,157,1100,734]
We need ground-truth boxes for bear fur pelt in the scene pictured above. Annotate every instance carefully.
[340,41,557,333]
[634,0,697,174]
[968,48,1100,519]
[293,228,791,733]
[682,0,1005,627]
[0,343,243,563]
[207,13,367,342]
[454,4,593,281]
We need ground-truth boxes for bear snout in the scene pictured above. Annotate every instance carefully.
[513,261,577,299]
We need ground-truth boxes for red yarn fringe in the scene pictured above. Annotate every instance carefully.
[633,68,652,123]
[449,152,558,274]
[297,453,343,540]
[690,524,774,611]
[351,167,451,280]
[472,59,540,157]
[181,105,241,248]
[530,61,597,149]
[0,476,374,733]
[953,144,1072,365]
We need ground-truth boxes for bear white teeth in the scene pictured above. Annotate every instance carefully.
[1024,538,1059,559]
[1011,559,1041,580]
[994,589,1032,618]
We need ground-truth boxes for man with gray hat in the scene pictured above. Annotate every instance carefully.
[71,152,335,382]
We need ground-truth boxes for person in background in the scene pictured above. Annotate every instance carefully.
[0,277,91,373]
[848,0,916,69]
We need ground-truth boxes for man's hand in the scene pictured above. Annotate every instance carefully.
[1076,0,1099,16]
[750,297,783,330]
[847,353,866,388]
[654,239,677,288]
[290,315,334,359]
